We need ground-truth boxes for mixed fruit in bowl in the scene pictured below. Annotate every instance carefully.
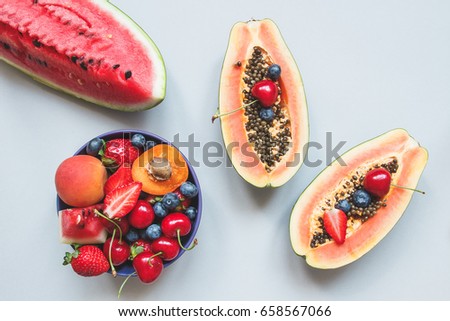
[55,130,201,285]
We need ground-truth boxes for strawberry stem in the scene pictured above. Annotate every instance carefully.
[177,230,198,251]
[147,252,163,267]
[391,184,425,194]
[211,100,257,123]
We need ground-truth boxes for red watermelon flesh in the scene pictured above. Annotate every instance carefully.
[0,0,166,111]
[59,204,108,244]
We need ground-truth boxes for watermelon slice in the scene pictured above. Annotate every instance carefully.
[59,204,108,244]
[0,0,166,111]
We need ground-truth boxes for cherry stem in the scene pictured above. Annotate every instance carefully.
[177,230,198,251]
[94,209,123,242]
[211,100,257,123]
[148,252,163,267]
[108,229,117,277]
[117,272,136,299]
[391,184,425,194]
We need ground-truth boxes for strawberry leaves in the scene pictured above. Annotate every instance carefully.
[323,209,348,245]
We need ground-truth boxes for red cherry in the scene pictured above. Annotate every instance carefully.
[131,239,152,255]
[132,252,163,284]
[103,237,130,266]
[101,216,130,236]
[161,212,192,238]
[251,80,278,107]
[128,200,155,229]
[363,168,391,198]
[150,236,180,261]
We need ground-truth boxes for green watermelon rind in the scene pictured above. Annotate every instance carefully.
[0,0,166,112]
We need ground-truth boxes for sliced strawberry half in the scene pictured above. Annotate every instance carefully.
[104,181,142,219]
[104,165,133,195]
[323,209,348,245]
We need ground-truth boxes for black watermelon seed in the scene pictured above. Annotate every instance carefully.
[32,39,41,48]
[33,0,38,4]
[3,43,10,50]
[125,70,132,80]
[113,64,120,69]
[80,62,87,71]
[71,56,78,63]
[88,59,94,64]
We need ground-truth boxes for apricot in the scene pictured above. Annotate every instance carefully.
[132,144,188,195]
[55,155,107,207]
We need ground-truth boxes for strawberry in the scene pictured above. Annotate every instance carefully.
[63,245,109,277]
[104,165,133,195]
[101,139,139,168]
[145,194,162,205]
[104,181,142,219]
[323,209,348,245]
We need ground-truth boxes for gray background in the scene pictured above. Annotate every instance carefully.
[0,0,449,300]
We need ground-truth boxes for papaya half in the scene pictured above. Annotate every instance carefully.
[289,129,428,269]
[216,19,308,188]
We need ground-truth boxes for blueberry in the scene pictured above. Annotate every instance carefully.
[145,224,162,240]
[259,108,275,121]
[352,189,372,208]
[125,228,139,243]
[138,229,148,240]
[131,133,146,149]
[336,199,351,214]
[153,201,168,218]
[145,140,156,150]
[180,181,198,199]
[162,193,180,210]
[267,64,281,80]
[86,137,103,156]
[184,206,197,220]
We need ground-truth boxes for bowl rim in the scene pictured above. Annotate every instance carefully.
[56,129,202,276]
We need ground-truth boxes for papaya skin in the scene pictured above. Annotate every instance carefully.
[289,128,428,269]
[218,19,309,188]
[132,144,189,195]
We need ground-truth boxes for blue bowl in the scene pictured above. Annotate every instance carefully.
[57,129,202,277]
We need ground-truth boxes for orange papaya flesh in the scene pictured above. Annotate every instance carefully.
[289,129,428,269]
[219,19,308,188]
[131,144,189,195]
